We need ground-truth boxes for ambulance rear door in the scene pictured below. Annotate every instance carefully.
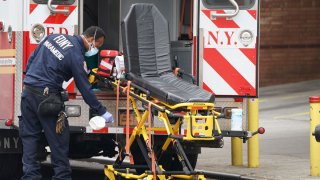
[195,0,259,97]
[26,0,79,92]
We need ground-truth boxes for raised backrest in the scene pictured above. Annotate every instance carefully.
[121,3,172,78]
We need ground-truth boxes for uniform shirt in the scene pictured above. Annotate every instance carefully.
[24,34,106,115]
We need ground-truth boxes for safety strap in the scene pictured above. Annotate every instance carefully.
[115,80,120,159]
[116,80,120,129]
[179,0,193,40]
[148,102,156,179]
[125,81,131,157]
[179,0,186,39]
[189,0,193,39]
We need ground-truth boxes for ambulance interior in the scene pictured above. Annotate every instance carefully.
[80,0,254,91]
[81,0,194,89]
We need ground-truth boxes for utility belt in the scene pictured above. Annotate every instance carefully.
[23,85,69,117]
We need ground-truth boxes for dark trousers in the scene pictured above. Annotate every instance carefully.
[19,90,71,180]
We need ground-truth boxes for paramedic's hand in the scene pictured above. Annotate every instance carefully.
[102,111,114,123]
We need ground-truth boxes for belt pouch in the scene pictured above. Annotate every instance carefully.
[37,94,64,117]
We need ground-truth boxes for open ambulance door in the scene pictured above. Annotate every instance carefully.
[26,0,79,92]
[195,0,259,97]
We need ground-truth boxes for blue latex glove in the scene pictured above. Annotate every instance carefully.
[102,111,114,123]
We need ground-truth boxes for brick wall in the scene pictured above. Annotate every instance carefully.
[260,0,320,86]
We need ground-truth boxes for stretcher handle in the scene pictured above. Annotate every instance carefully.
[313,125,320,142]
[213,111,225,119]
[47,0,70,15]
[109,80,165,112]
[210,0,239,18]
[130,82,150,96]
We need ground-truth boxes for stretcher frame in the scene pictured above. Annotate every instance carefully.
[101,78,223,180]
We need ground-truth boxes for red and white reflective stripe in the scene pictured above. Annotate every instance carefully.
[44,7,77,24]
[62,78,75,92]
[28,4,77,25]
[86,127,187,135]
[100,59,113,70]
[200,8,257,96]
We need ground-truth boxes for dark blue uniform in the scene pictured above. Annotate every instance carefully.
[19,34,106,180]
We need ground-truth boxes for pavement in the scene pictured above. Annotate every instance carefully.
[196,79,320,180]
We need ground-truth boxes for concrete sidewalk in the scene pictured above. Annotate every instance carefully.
[196,80,320,180]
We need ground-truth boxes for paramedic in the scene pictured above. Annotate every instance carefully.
[19,26,113,180]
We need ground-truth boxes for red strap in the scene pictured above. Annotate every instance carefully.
[152,150,156,179]
[126,81,131,156]
[147,103,156,179]
[116,81,120,126]
[179,0,186,39]
[115,81,120,160]
[188,0,193,39]
[179,0,193,40]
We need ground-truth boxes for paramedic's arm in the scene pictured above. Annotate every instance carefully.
[71,54,107,115]
[26,37,47,73]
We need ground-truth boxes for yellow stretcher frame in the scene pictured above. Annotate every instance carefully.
[105,165,207,180]
[103,79,222,179]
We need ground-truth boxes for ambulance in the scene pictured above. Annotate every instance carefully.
[0,0,259,178]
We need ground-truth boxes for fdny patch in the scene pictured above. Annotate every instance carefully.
[53,35,74,51]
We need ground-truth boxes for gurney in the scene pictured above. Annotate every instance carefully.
[92,3,224,180]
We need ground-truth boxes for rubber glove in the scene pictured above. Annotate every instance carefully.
[102,111,114,123]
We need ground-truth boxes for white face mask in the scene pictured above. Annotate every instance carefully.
[83,29,99,57]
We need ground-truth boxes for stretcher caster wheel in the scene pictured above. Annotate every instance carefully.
[313,125,320,142]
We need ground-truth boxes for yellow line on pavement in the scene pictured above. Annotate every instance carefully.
[273,112,309,120]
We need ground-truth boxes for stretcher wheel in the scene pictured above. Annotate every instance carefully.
[158,149,198,171]
[131,136,200,174]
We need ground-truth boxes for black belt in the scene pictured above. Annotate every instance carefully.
[23,85,60,97]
